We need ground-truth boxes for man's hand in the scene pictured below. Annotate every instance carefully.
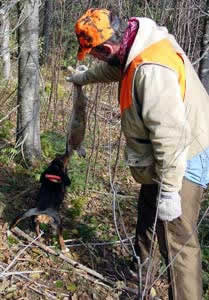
[66,65,88,85]
[157,191,182,221]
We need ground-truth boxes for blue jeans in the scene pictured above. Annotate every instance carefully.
[184,147,209,188]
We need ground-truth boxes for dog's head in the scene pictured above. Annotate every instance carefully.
[40,156,71,186]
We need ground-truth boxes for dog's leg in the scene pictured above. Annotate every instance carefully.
[34,219,41,236]
[57,225,68,252]
[48,213,68,252]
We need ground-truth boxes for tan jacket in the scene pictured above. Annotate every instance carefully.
[80,18,209,192]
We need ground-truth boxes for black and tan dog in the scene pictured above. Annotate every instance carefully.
[10,155,71,252]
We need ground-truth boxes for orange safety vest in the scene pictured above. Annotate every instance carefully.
[120,39,186,115]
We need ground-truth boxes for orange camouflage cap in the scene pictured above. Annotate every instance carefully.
[75,8,114,60]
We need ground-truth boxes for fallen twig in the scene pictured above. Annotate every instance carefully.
[0,263,52,291]
[11,227,114,284]
[0,231,43,277]
[89,189,136,199]
[10,227,56,255]
[0,263,68,299]
[0,270,43,278]
[10,227,137,295]
[64,236,134,247]
[27,286,58,300]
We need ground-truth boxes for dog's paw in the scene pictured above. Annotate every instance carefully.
[61,247,69,253]
[7,229,12,236]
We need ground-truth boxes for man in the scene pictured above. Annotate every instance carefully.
[68,8,209,300]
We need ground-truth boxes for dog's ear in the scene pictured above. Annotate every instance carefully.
[63,174,71,186]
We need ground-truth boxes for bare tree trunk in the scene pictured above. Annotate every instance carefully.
[199,0,209,93]
[17,0,41,165]
[41,0,54,65]
[0,4,11,80]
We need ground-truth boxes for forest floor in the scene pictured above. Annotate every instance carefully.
[0,157,170,300]
[0,75,208,300]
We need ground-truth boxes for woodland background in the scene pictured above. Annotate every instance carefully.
[0,0,209,299]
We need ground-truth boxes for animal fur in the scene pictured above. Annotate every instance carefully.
[66,65,88,158]
[10,155,71,252]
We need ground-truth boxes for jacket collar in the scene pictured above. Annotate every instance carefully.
[124,17,170,71]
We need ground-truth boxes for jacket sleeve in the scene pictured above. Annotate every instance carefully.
[78,62,121,85]
[134,64,191,192]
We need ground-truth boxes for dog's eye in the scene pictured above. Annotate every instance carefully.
[53,165,60,172]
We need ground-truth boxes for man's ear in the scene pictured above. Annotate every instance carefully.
[102,43,114,55]
[103,43,120,55]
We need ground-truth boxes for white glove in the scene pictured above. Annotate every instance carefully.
[157,191,182,221]
[66,65,88,85]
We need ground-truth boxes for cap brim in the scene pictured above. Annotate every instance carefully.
[77,46,91,61]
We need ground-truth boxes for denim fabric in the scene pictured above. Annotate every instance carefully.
[184,147,209,188]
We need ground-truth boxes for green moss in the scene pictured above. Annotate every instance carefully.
[66,282,77,292]
[55,280,64,288]
[7,236,18,246]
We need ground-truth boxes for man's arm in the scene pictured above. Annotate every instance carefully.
[68,61,121,85]
[135,64,191,192]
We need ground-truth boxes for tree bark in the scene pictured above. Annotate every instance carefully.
[0,4,11,80]
[17,0,41,165]
[41,0,54,65]
[199,0,209,94]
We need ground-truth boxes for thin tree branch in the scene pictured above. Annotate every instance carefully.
[0,105,19,124]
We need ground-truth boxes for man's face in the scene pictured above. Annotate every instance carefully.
[90,46,110,62]
[90,44,121,67]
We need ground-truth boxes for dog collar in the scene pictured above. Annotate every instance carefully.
[45,174,62,183]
